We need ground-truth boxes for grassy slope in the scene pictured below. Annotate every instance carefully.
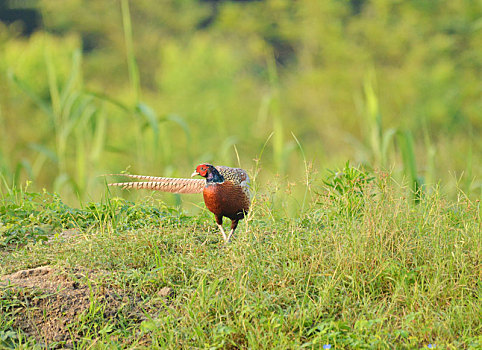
[0,173,480,349]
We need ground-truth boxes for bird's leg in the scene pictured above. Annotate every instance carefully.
[218,225,228,242]
[215,215,228,241]
[226,219,239,243]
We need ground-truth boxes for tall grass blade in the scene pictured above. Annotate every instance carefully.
[44,46,62,124]
[363,72,382,166]
[136,102,160,158]
[0,172,13,196]
[7,71,53,118]
[233,144,241,168]
[397,130,423,202]
[361,71,397,169]
[219,136,239,165]
[87,91,130,112]
[381,128,397,167]
[91,112,107,163]
[157,114,192,166]
[60,49,82,105]
[248,132,274,224]
[422,120,436,189]
[29,143,58,180]
[14,160,33,186]
[291,132,311,213]
[266,48,284,174]
[0,108,11,185]
[121,0,140,103]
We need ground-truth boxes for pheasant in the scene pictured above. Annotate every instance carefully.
[108,164,251,242]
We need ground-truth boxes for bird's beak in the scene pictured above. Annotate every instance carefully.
[191,171,199,177]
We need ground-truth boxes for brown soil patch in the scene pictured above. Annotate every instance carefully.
[0,266,161,348]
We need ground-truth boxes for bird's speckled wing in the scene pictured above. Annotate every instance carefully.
[215,166,251,201]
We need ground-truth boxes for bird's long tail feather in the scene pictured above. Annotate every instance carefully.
[108,177,205,194]
[107,174,172,182]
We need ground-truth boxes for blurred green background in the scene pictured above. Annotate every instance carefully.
[0,0,480,207]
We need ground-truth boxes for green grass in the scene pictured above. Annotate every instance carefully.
[1,168,480,349]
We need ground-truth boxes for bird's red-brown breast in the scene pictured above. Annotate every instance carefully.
[203,181,250,220]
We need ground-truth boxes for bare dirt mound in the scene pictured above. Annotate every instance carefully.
[0,266,157,348]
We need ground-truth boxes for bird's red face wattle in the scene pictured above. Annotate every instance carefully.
[194,164,209,177]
